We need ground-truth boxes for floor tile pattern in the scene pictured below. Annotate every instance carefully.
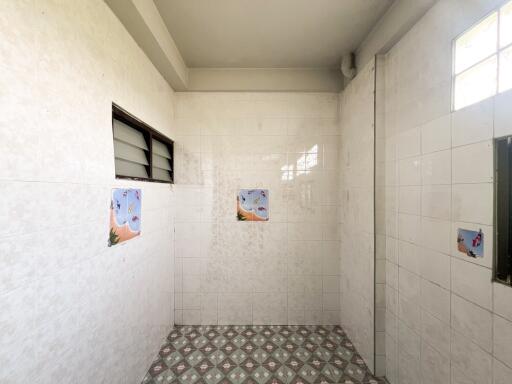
[141,325,384,384]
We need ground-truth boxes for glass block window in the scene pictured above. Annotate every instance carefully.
[453,1,512,110]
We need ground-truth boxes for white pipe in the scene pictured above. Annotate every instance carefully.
[341,53,356,80]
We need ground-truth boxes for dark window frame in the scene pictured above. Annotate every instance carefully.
[112,103,174,184]
[494,135,512,287]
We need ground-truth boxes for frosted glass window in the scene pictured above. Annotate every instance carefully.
[500,45,512,92]
[453,1,512,110]
[500,1,512,48]
[455,12,497,74]
[454,56,497,110]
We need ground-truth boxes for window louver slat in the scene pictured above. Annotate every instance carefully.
[152,168,172,181]
[152,139,171,159]
[152,153,172,171]
[113,120,148,150]
[114,140,149,166]
[115,158,148,178]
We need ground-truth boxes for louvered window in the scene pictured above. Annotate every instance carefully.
[113,119,150,178]
[112,104,173,183]
[152,139,173,182]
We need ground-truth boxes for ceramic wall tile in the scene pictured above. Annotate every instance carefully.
[421,184,451,220]
[451,258,493,310]
[494,90,512,138]
[451,98,494,148]
[452,183,493,225]
[174,92,340,325]
[420,248,450,289]
[421,114,451,154]
[421,150,451,185]
[398,186,421,215]
[398,240,420,275]
[451,294,493,352]
[451,331,492,384]
[420,309,450,357]
[420,341,450,384]
[494,283,512,322]
[0,1,176,383]
[339,60,376,373]
[493,357,512,384]
[493,315,512,368]
[452,141,493,184]
[399,157,422,186]
[375,3,512,382]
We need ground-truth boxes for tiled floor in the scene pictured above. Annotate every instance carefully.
[141,325,384,384]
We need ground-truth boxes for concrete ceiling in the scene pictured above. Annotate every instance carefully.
[153,0,393,69]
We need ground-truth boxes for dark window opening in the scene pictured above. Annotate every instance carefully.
[112,103,174,183]
[495,136,512,286]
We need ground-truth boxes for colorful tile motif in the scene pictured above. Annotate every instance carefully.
[109,188,141,246]
[456,228,484,258]
[141,325,384,384]
[237,189,269,221]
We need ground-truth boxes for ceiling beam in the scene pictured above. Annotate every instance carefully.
[187,68,344,92]
[105,0,189,91]
[107,0,431,92]
[356,0,438,69]
[105,0,344,92]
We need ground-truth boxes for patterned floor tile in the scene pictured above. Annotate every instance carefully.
[141,325,385,384]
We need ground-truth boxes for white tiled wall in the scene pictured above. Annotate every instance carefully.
[377,0,512,383]
[0,1,175,383]
[172,92,341,325]
[338,60,377,373]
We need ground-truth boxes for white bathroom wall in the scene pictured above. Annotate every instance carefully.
[0,1,175,383]
[379,0,512,383]
[338,60,377,373]
[172,92,341,325]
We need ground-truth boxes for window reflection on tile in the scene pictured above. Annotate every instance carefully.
[499,45,512,93]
